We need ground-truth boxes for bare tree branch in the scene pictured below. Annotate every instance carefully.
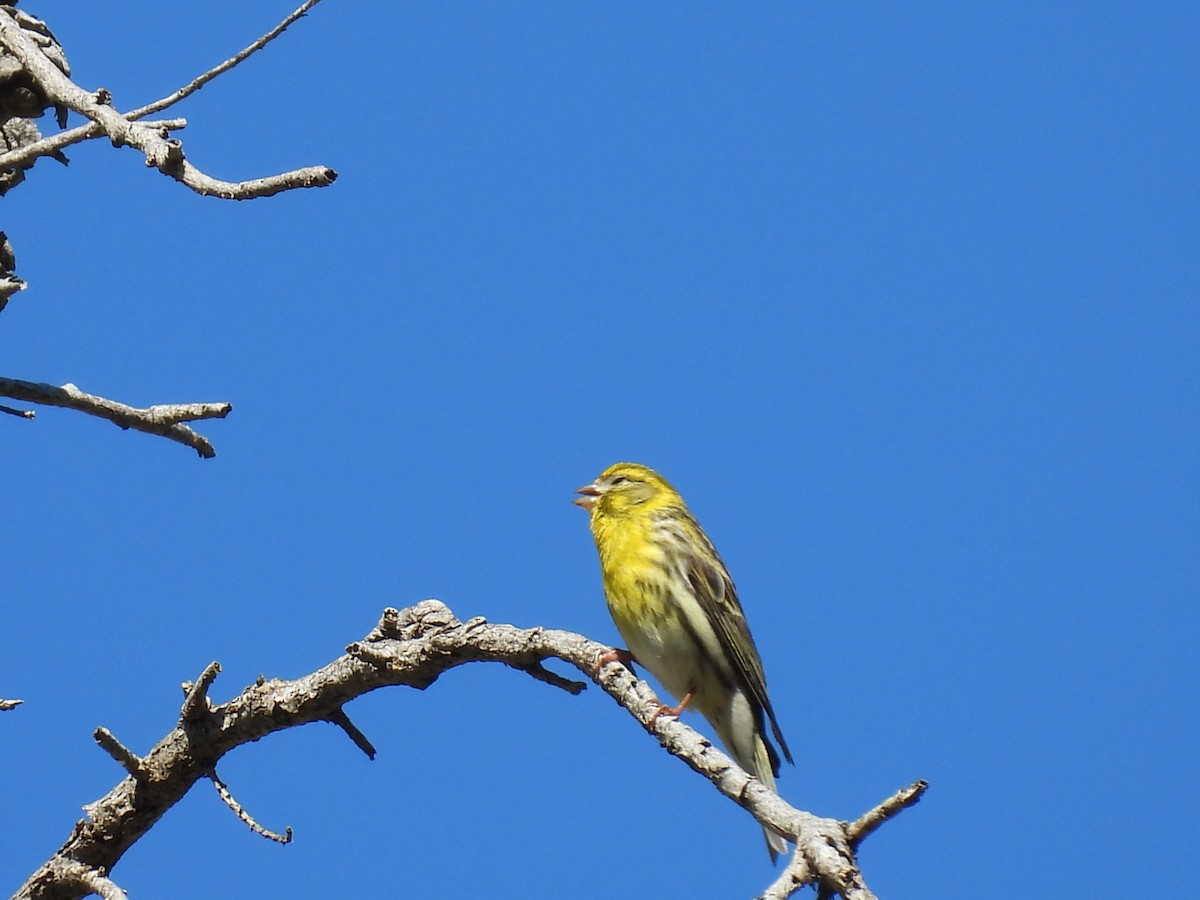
[209,769,293,844]
[324,706,377,759]
[0,377,232,458]
[0,5,336,199]
[759,851,814,900]
[0,0,324,175]
[848,779,928,847]
[0,698,23,711]
[809,781,931,899]
[0,114,183,175]
[93,728,146,781]
[14,601,924,900]
[181,661,222,720]
[127,0,327,123]
[45,860,126,900]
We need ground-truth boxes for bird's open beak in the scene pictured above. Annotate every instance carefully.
[573,483,601,511]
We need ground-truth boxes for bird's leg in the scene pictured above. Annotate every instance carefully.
[651,690,694,721]
[592,647,636,677]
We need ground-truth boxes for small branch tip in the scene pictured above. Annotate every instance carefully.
[94,727,145,778]
[181,661,221,721]
[326,707,377,760]
[512,661,587,695]
[847,779,928,847]
[210,769,293,844]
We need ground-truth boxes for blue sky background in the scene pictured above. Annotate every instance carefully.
[3,2,1197,896]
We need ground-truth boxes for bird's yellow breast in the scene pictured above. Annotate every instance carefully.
[590,507,714,704]
[593,509,666,624]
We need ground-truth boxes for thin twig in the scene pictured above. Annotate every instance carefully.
[847,779,928,847]
[210,769,293,844]
[127,0,327,121]
[0,377,231,458]
[509,661,587,694]
[0,403,34,418]
[325,707,377,760]
[0,698,23,711]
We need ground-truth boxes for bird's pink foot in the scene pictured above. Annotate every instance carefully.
[591,647,636,677]
[651,690,695,721]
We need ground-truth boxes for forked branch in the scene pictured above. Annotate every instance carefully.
[0,2,335,199]
[15,601,924,900]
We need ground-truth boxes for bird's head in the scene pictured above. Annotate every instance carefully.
[573,462,680,519]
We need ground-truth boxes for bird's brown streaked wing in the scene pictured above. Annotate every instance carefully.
[682,518,794,767]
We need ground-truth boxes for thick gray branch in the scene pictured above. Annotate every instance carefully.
[14,602,922,900]
[0,377,231,458]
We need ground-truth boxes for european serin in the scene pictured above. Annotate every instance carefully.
[574,462,793,861]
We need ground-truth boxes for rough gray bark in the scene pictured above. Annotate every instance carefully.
[15,601,925,900]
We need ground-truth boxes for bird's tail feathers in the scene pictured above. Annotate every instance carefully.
[717,712,790,863]
[750,732,789,863]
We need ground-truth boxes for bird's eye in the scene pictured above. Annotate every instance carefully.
[610,474,629,485]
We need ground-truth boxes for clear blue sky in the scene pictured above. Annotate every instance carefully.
[4,2,1197,896]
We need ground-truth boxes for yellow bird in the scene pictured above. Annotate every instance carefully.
[574,462,793,861]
